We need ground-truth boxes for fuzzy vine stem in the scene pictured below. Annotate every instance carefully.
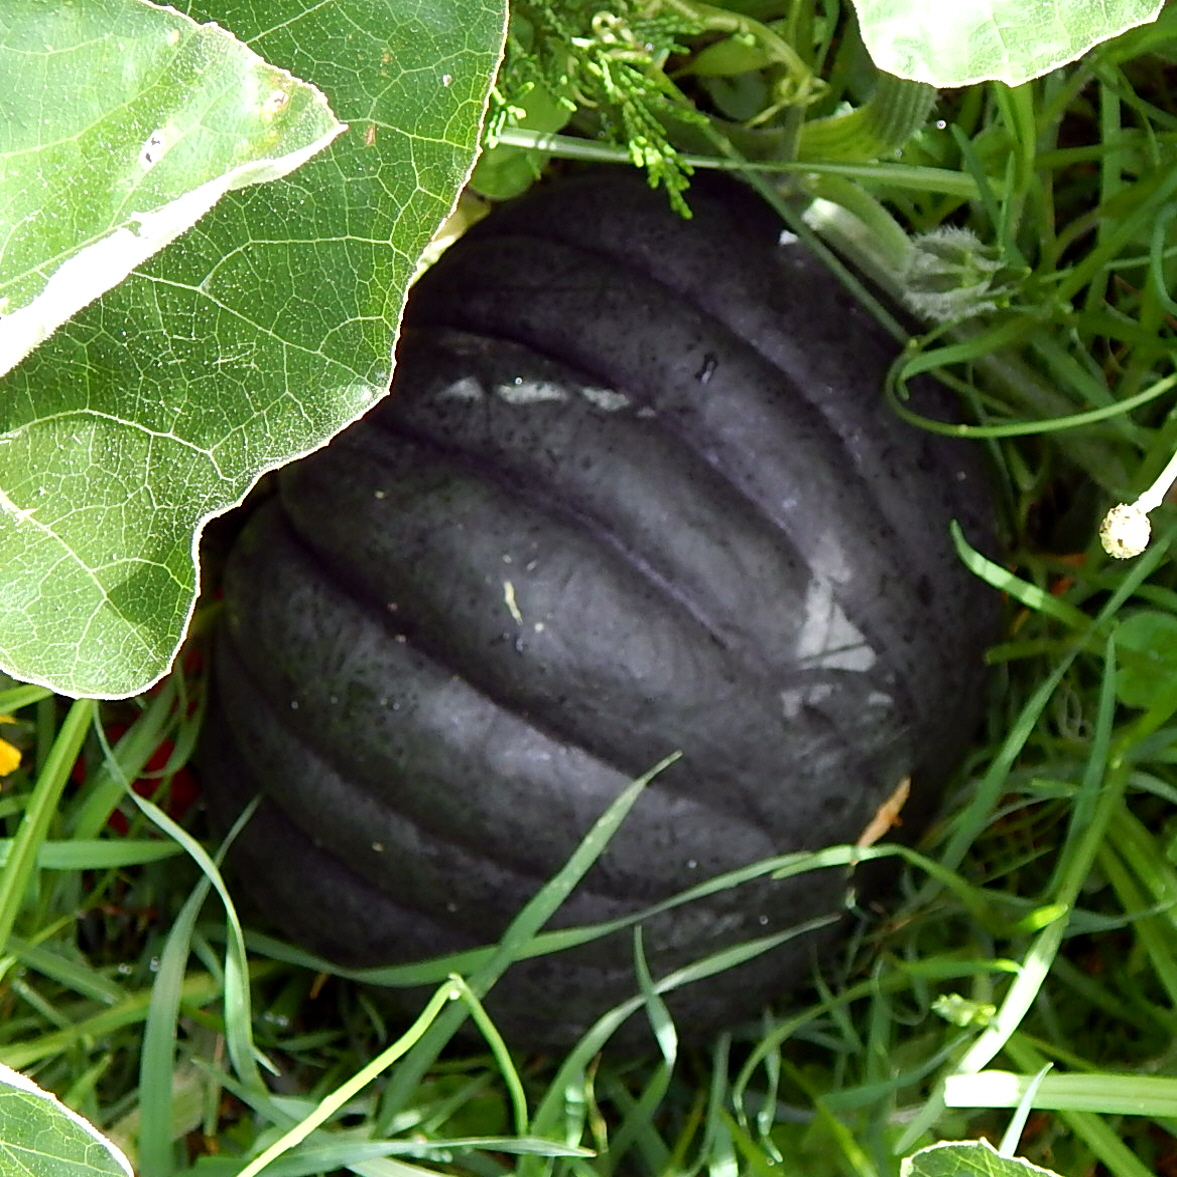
[798,72,939,162]
[799,181,1131,491]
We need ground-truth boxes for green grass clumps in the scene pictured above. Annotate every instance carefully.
[8,3,1177,1175]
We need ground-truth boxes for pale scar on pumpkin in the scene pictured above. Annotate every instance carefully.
[856,776,911,849]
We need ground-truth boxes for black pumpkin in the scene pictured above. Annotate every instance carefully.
[202,169,999,1047]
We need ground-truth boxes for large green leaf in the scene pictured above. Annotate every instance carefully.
[854,0,1163,86]
[902,1140,1063,1177]
[0,0,506,697]
[0,0,344,378]
[0,1063,132,1177]
[1112,610,1177,710]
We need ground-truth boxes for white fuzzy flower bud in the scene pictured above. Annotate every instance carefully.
[1100,502,1151,559]
[1099,448,1177,559]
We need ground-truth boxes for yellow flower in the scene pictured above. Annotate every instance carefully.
[0,716,20,777]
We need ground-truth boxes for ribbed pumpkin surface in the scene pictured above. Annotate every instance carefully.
[202,169,1000,1047]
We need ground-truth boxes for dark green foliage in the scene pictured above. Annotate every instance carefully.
[202,169,1000,1047]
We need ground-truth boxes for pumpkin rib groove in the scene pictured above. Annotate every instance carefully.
[202,731,479,970]
[215,635,786,922]
[276,458,705,768]
[202,664,492,961]
[424,176,999,729]
[402,231,993,753]
[279,436,815,819]
[216,507,656,887]
[218,506,795,901]
[209,655,852,1033]
[407,207,995,648]
[281,349,930,820]
[350,332,828,669]
[215,605,656,917]
[272,469,917,869]
[401,263,950,739]
[324,402,742,664]
[282,363,836,790]
[441,171,792,374]
[428,170,958,543]
[211,694,848,1045]
[349,339,953,809]
[406,233,952,605]
[404,225,908,513]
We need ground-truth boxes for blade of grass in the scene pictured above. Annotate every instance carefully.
[1054,163,1177,305]
[696,1035,734,1177]
[137,813,277,1177]
[234,976,555,1177]
[897,630,1123,1152]
[1098,807,1177,1009]
[234,982,460,1177]
[597,930,677,1172]
[68,677,188,840]
[9,935,127,1005]
[246,844,836,986]
[0,699,93,955]
[986,1039,1175,1177]
[495,129,983,197]
[989,82,1036,249]
[949,1069,1177,1117]
[246,841,978,994]
[0,970,241,1071]
[526,913,840,1167]
[96,711,271,1099]
[888,369,1177,440]
[950,524,1090,630]
[0,685,53,715]
[0,839,184,870]
[997,1064,1053,1155]
[926,532,1165,893]
[375,753,680,1132]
